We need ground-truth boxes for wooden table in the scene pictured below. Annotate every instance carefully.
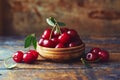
[0,36,120,80]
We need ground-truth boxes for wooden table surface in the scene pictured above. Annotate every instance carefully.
[0,36,120,80]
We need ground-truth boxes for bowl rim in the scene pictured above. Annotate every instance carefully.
[37,43,85,51]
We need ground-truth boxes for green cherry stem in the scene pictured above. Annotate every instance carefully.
[81,58,92,68]
[49,26,56,39]
[4,56,17,69]
[56,23,62,34]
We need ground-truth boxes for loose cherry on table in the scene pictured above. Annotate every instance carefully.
[86,47,109,62]
[12,50,39,64]
[12,51,24,63]
[86,52,99,61]
[98,50,109,62]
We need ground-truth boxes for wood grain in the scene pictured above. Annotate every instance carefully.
[0,37,120,80]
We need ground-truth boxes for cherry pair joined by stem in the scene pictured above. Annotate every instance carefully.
[13,50,39,64]
[86,47,109,62]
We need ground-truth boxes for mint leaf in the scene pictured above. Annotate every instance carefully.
[32,36,37,49]
[57,22,66,26]
[24,35,33,48]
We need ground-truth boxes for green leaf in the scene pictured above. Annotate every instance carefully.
[32,36,37,49]
[24,35,33,48]
[50,17,56,24]
[46,17,56,27]
[57,22,66,26]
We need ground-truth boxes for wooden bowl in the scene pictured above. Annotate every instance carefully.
[36,43,85,62]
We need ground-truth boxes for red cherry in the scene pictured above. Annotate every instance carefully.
[51,38,59,46]
[38,38,44,46]
[42,29,52,39]
[28,50,39,60]
[55,43,65,48]
[98,50,109,62]
[53,30,60,38]
[86,52,99,61]
[69,42,77,47]
[67,29,78,38]
[42,39,54,48]
[90,47,101,54]
[61,28,69,33]
[58,32,70,44]
[23,52,35,64]
[12,51,24,63]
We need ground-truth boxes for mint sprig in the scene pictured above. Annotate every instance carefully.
[24,33,37,49]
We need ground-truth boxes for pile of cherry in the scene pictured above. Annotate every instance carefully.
[13,50,39,64]
[38,28,83,48]
[86,47,109,62]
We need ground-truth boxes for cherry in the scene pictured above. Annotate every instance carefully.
[67,29,78,38]
[23,52,35,64]
[38,38,44,46]
[12,51,24,63]
[53,30,60,38]
[98,50,109,62]
[55,43,65,48]
[90,47,101,54]
[51,38,59,46]
[42,29,52,39]
[86,52,99,61]
[61,28,69,33]
[42,39,54,48]
[58,32,70,44]
[69,42,77,47]
[28,50,39,60]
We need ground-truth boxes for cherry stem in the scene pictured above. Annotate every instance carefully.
[49,26,55,39]
[55,23,62,34]
[4,56,17,69]
[81,58,92,68]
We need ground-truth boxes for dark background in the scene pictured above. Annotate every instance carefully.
[0,0,120,37]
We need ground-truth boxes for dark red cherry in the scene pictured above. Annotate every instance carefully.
[42,39,54,48]
[61,28,69,33]
[38,38,44,46]
[23,52,35,64]
[69,42,77,47]
[12,51,24,63]
[58,32,70,44]
[55,43,65,48]
[90,47,101,54]
[98,50,109,62]
[51,38,59,46]
[86,52,99,61]
[28,50,39,60]
[42,29,52,39]
[67,29,78,38]
[53,30,60,38]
